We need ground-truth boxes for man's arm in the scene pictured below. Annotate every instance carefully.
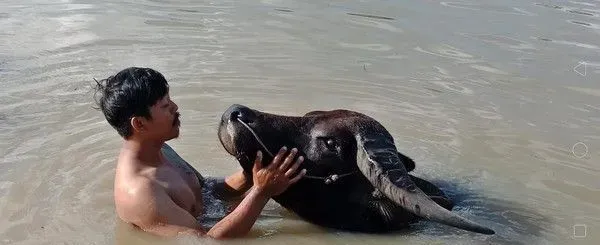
[205,186,270,238]
[207,148,305,238]
[124,147,305,239]
[121,178,271,239]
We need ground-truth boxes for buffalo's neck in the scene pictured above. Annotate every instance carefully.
[272,178,416,232]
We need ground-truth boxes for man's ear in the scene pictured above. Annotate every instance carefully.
[130,116,146,133]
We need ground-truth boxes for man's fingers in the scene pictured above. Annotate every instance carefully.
[284,156,303,178]
[269,146,288,170]
[279,148,298,171]
[288,169,307,184]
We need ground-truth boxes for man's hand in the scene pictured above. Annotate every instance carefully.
[252,146,306,197]
[205,148,305,239]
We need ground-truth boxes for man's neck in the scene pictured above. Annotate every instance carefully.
[123,138,166,167]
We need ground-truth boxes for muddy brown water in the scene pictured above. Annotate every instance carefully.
[1,0,599,244]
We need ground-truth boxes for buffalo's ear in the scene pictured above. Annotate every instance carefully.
[304,111,326,117]
[397,152,415,172]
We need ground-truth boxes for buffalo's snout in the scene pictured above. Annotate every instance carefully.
[222,104,254,123]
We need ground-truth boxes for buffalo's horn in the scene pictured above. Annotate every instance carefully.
[353,122,495,235]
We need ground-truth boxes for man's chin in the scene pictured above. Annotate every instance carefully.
[166,129,180,141]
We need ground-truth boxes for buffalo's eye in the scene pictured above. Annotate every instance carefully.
[318,137,337,152]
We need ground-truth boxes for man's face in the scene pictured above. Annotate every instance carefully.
[138,94,180,141]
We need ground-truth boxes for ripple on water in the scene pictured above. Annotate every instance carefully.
[568,9,597,17]
[541,179,600,207]
[414,44,479,63]
[308,77,444,104]
[338,42,393,52]
[345,17,403,33]
[432,80,475,95]
[394,101,459,123]
[536,2,600,17]
[46,14,98,51]
[469,107,503,121]
[534,2,564,10]
[459,33,537,51]
[527,139,597,174]
[534,37,600,49]
[567,19,600,29]
[469,64,508,75]
[2,63,95,97]
[2,136,51,164]
[441,2,537,16]
[566,86,600,97]
[346,12,395,20]
[144,19,206,29]
[264,19,293,29]
[569,1,597,7]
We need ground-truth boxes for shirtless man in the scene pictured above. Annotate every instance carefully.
[94,67,306,239]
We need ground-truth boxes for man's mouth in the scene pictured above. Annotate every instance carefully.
[173,112,181,126]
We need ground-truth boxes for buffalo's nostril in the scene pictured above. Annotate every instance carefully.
[231,110,250,123]
[224,104,253,123]
[230,110,241,120]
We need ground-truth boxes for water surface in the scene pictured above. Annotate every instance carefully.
[1,0,599,244]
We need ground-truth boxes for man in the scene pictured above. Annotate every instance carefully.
[94,67,306,239]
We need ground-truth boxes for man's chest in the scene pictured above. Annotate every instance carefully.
[155,165,203,215]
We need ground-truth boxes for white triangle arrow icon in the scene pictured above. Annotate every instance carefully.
[574,61,587,76]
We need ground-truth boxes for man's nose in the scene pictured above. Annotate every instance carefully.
[223,104,254,123]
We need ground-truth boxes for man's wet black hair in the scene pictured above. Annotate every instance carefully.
[93,67,169,138]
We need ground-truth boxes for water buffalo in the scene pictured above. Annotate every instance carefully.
[217,104,495,235]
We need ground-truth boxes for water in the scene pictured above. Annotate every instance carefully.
[1,0,599,244]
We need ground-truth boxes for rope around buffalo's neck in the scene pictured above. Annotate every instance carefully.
[236,117,356,184]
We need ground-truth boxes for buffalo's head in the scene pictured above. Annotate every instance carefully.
[217,104,495,235]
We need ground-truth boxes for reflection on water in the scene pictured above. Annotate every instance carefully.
[1,0,599,244]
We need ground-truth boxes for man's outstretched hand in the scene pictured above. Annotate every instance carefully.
[252,146,306,197]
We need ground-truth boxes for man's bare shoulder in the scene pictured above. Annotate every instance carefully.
[113,150,166,225]
[115,173,160,202]
[114,169,165,224]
